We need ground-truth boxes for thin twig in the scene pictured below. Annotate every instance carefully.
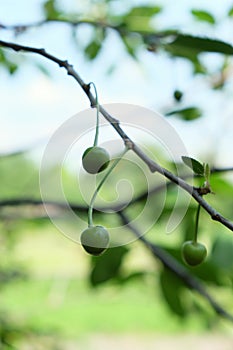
[0,198,86,211]
[0,39,233,232]
[0,18,169,39]
[118,211,233,322]
[211,166,233,173]
[0,19,120,33]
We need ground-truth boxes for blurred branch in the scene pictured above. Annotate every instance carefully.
[0,150,27,158]
[0,136,48,158]
[0,39,233,233]
[0,18,171,41]
[0,18,121,33]
[118,211,233,322]
[211,166,233,173]
[0,198,87,211]
[1,161,233,214]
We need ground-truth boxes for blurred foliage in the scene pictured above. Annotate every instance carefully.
[166,107,202,121]
[191,9,216,25]
[160,268,187,317]
[1,0,232,123]
[120,5,162,32]
[173,90,183,102]
[0,48,19,75]
[90,246,128,286]
[0,155,39,199]
[43,0,61,20]
[228,6,233,17]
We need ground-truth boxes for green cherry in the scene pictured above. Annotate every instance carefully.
[80,225,110,256]
[182,241,207,267]
[82,146,110,174]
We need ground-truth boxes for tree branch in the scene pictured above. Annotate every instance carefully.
[118,211,233,322]
[0,18,168,40]
[0,18,121,34]
[0,198,87,212]
[0,39,233,232]
[0,198,128,216]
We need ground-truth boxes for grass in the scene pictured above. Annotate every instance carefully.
[1,277,206,338]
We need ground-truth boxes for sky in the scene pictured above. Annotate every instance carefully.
[1,0,233,168]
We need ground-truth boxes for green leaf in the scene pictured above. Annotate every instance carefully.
[228,6,233,17]
[211,237,233,271]
[166,107,202,120]
[90,246,128,286]
[43,0,60,20]
[204,163,210,183]
[127,6,162,17]
[191,9,216,25]
[119,271,147,284]
[0,49,18,75]
[121,35,138,58]
[7,62,18,75]
[167,34,233,56]
[191,261,225,286]
[181,156,204,175]
[123,6,162,31]
[164,34,233,72]
[160,268,187,317]
[84,40,102,60]
[0,48,6,64]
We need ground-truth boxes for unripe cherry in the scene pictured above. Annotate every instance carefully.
[182,241,207,267]
[80,225,110,256]
[82,146,110,174]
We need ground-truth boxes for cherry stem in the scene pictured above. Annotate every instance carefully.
[88,148,129,227]
[194,203,201,243]
[90,82,99,147]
